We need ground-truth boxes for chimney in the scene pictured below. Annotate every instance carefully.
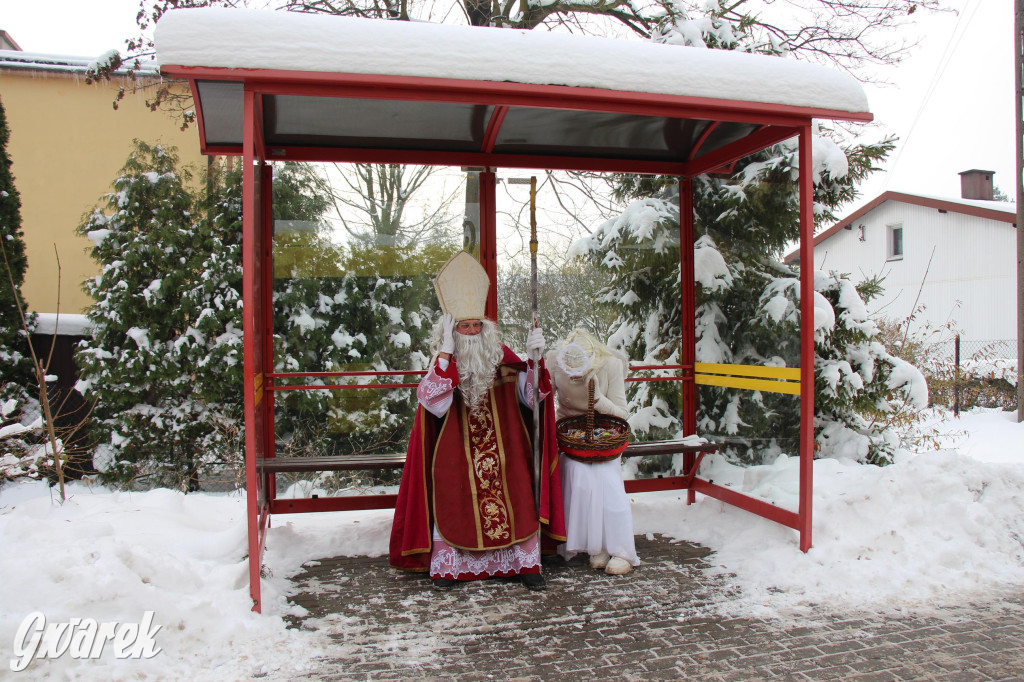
[958,169,995,201]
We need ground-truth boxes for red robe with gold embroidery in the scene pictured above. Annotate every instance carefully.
[390,346,565,571]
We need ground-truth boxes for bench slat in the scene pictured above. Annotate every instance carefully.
[622,440,719,457]
[257,452,407,473]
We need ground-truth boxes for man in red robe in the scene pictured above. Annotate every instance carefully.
[389,252,565,591]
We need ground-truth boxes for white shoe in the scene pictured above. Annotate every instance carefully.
[605,557,633,575]
[589,552,610,570]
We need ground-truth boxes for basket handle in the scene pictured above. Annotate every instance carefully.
[585,379,595,443]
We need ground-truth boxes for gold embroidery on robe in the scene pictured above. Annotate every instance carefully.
[467,398,510,543]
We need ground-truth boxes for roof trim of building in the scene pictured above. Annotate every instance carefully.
[0,49,159,76]
[784,191,1017,263]
[0,31,22,52]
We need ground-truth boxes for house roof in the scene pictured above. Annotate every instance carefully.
[0,31,22,52]
[784,191,1017,263]
[0,49,159,76]
[153,8,873,175]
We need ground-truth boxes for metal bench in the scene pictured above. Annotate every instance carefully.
[257,439,718,513]
[257,439,717,475]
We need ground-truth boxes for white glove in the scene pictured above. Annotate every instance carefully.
[526,327,545,362]
[593,387,615,416]
[440,313,456,355]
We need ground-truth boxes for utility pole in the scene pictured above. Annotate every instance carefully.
[1017,0,1024,422]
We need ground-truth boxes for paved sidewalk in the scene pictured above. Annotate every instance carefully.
[286,535,1024,681]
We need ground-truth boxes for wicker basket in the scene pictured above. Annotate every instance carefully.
[556,379,631,463]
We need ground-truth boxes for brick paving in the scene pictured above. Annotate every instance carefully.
[285,535,1024,681]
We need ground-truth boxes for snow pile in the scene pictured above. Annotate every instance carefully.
[635,423,1024,617]
[0,486,331,680]
[963,356,1018,386]
[32,313,93,337]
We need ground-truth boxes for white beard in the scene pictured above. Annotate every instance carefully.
[454,321,503,412]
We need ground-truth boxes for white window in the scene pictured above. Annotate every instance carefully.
[887,224,903,261]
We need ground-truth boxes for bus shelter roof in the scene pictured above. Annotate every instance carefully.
[154,8,872,175]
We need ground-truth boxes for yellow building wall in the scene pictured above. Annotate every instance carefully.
[0,68,205,315]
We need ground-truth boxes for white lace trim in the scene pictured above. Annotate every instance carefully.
[417,370,454,407]
[518,367,550,408]
[430,533,540,579]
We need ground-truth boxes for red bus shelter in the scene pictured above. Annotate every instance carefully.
[154,8,872,612]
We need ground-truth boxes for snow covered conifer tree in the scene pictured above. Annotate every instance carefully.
[0,96,34,404]
[76,141,244,490]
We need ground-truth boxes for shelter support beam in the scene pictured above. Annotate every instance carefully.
[1016,0,1024,423]
[266,146,691,177]
[798,125,814,552]
[482,106,509,153]
[480,170,498,320]
[242,87,264,613]
[691,479,800,529]
[164,65,874,131]
[261,163,276,505]
[679,178,698,505]
[683,125,799,177]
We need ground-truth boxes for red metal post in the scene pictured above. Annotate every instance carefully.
[241,87,263,612]
[480,170,499,321]
[798,126,815,553]
[691,478,800,529]
[261,163,277,504]
[679,178,698,504]
[481,106,509,153]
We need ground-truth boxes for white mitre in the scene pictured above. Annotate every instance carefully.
[434,251,489,321]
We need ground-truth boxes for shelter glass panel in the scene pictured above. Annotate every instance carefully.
[195,80,245,146]
[269,163,471,493]
[263,95,491,152]
[694,379,801,514]
[494,108,700,161]
[492,172,686,457]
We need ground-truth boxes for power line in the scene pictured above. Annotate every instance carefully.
[882,0,984,193]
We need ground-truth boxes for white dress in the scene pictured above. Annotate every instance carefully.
[547,352,640,566]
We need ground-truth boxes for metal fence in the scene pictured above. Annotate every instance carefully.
[925,336,1018,413]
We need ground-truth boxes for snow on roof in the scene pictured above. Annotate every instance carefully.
[31,313,92,337]
[908,193,1016,214]
[154,8,870,116]
[0,49,159,76]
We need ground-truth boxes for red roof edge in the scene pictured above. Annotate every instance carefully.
[783,191,1017,263]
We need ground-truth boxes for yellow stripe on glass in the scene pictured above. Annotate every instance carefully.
[694,362,801,395]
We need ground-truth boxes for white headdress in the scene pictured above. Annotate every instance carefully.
[434,251,489,321]
[556,329,624,377]
[556,342,593,379]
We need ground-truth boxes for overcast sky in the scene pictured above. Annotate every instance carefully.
[2,0,1015,211]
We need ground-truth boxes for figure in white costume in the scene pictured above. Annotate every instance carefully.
[547,330,639,575]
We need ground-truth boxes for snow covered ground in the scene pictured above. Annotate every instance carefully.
[1,406,1022,680]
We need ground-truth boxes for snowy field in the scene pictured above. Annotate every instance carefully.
[1,407,1023,680]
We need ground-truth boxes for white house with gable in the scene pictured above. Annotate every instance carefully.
[786,170,1017,351]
